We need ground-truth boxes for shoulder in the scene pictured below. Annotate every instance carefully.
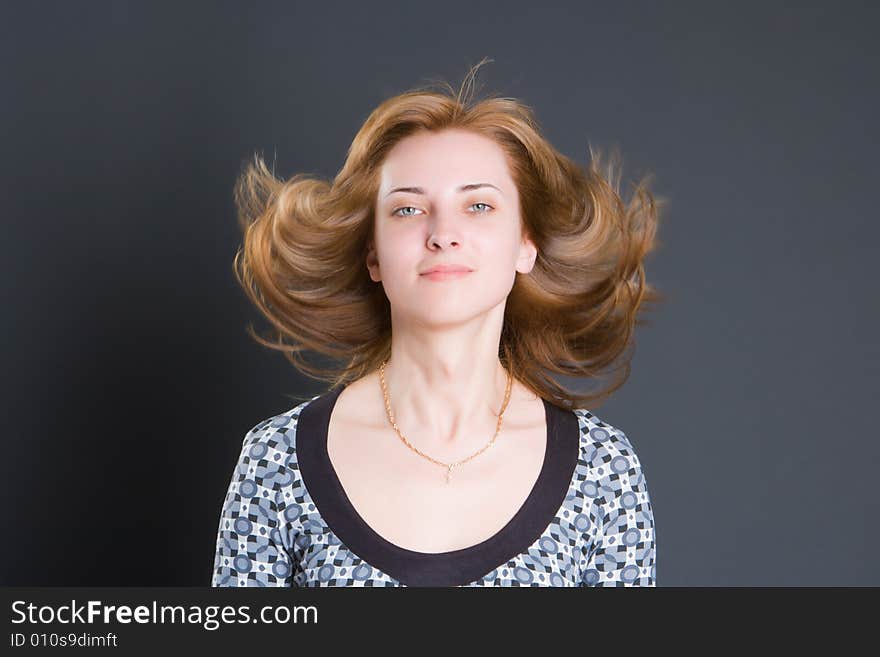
[569,407,651,497]
[242,396,317,443]
[232,395,322,490]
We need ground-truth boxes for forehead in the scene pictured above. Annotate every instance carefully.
[377,129,514,194]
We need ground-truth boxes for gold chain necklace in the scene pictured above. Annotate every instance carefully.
[378,359,514,484]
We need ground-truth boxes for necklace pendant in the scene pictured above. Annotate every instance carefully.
[445,463,454,484]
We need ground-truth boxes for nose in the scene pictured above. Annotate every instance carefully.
[428,233,460,249]
[426,210,462,249]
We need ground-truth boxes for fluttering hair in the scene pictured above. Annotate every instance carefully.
[232,57,666,410]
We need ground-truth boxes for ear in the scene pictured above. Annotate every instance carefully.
[516,232,538,275]
[365,237,381,282]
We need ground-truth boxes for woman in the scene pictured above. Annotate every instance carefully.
[212,60,663,587]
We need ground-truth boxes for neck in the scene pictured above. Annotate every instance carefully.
[379,350,513,453]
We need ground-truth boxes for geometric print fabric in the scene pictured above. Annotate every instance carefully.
[212,396,656,587]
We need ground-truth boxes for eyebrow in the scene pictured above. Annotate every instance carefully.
[384,182,503,198]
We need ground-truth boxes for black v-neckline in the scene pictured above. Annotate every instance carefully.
[295,383,581,587]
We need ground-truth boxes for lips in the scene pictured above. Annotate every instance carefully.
[420,264,474,275]
[420,268,473,281]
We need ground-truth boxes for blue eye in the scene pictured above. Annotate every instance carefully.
[392,206,421,217]
[391,203,494,217]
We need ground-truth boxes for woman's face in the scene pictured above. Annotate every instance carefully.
[368,128,537,328]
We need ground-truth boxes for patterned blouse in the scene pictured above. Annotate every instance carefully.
[211,383,656,587]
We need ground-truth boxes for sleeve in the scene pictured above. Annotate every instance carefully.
[211,424,296,587]
[581,430,656,587]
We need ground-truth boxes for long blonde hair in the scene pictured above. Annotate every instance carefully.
[232,58,666,411]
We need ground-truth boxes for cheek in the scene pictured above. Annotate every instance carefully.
[376,237,420,279]
[475,231,521,265]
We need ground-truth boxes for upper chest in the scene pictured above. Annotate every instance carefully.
[325,380,549,553]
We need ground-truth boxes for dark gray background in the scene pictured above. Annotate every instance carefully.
[2,1,876,586]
